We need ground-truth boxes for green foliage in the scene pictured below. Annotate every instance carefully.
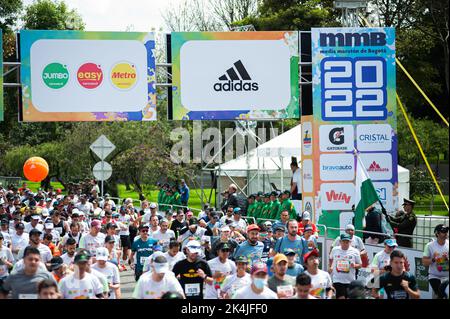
[23,0,84,30]
[409,167,438,201]
[0,0,22,31]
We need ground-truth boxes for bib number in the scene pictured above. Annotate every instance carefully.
[185,283,201,296]
[336,260,350,273]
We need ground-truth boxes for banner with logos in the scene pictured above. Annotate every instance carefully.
[301,115,315,217]
[170,31,299,120]
[311,27,397,229]
[20,30,156,122]
[0,30,3,121]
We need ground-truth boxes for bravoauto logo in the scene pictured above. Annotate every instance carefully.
[213,60,259,92]
[321,164,353,171]
[110,62,138,90]
[42,63,69,89]
[77,63,103,89]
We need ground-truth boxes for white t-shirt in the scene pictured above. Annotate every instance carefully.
[59,272,104,299]
[60,253,75,267]
[330,246,362,284]
[1,231,12,247]
[60,232,82,246]
[77,202,93,215]
[304,270,333,299]
[79,233,106,256]
[0,246,14,279]
[292,167,302,193]
[118,215,131,236]
[132,271,184,299]
[148,227,160,238]
[17,243,53,263]
[205,257,237,299]
[163,251,186,270]
[333,235,365,252]
[233,284,278,299]
[11,232,29,259]
[24,222,44,233]
[423,239,449,279]
[232,218,248,231]
[221,273,252,298]
[371,250,391,270]
[151,230,176,251]
[91,261,120,299]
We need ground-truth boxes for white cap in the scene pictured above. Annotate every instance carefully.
[150,203,157,209]
[45,223,54,230]
[41,209,49,217]
[152,255,169,274]
[302,211,310,220]
[31,215,41,220]
[345,224,355,231]
[221,226,231,232]
[95,247,109,261]
[186,240,202,254]
[78,211,85,216]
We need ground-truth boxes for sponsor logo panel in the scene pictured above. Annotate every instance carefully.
[320,183,355,210]
[356,124,392,152]
[360,153,392,181]
[319,125,354,152]
[320,154,355,181]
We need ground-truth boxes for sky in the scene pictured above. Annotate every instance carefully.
[22,0,179,31]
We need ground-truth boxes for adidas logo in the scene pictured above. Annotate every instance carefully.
[213,60,259,92]
[368,161,389,172]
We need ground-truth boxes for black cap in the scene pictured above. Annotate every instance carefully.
[29,229,42,236]
[106,222,118,230]
[105,235,116,243]
[434,224,449,233]
[50,257,64,270]
[74,250,91,263]
[248,194,256,199]
[283,190,291,195]
[257,191,263,196]
[15,222,25,229]
[217,242,231,252]
[139,224,150,230]
[275,225,286,232]
[0,219,8,225]
[189,217,199,226]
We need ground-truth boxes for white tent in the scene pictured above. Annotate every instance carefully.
[214,124,409,209]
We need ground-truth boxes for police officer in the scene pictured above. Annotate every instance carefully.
[385,198,417,248]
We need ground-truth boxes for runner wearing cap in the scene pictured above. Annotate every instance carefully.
[172,240,212,299]
[371,238,398,273]
[59,222,82,249]
[268,253,296,298]
[210,225,238,259]
[17,229,53,266]
[140,202,162,225]
[422,224,449,299]
[205,242,236,299]
[117,205,134,269]
[58,249,104,299]
[78,220,106,259]
[0,233,14,284]
[133,255,185,299]
[329,233,362,299]
[232,262,278,299]
[49,256,66,283]
[372,250,420,299]
[92,247,121,299]
[304,249,333,299]
[272,220,308,266]
[232,224,264,268]
[332,224,366,254]
[231,208,247,233]
[104,235,121,266]
[297,211,318,236]
[0,220,11,248]
[220,255,252,299]
[258,224,272,263]
[163,240,186,270]
[130,224,159,281]
[284,248,304,277]
[0,247,55,299]
[24,214,44,233]
[302,224,318,251]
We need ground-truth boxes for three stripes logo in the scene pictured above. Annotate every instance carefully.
[213,60,259,92]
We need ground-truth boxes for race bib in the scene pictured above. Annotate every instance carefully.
[435,257,449,272]
[391,290,408,299]
[336,260,350,273]
[185,283,201,296]
[140,256,149,265]
[19,294,38,299]
[55,227,63,235]
[277,285,294,298]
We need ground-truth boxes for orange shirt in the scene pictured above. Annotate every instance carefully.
[297,222,318,236]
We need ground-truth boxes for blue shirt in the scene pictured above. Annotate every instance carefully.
[179,185,190,203]
[131,238,158,272]
[286,263,304,277]
[233,240,264,267]
[273,235,309,265]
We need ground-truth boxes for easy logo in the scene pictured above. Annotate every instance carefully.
[77,63,103,89]
[42,63,69,89]
[110,62,138,90]
[213,60,259,92]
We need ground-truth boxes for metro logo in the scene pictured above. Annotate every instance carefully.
[110,62,138,90]
[326,190,351,204]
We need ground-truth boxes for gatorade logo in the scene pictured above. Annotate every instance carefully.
[42,63,69,89]
[77,63,103,89]
[110,62,138,90]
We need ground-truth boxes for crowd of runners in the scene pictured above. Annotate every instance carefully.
[0,181,448,299]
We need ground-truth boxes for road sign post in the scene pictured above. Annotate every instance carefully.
[90,135,115,197]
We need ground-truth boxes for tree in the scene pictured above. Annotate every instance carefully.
[0,0,22,32]
[22,0,84,30]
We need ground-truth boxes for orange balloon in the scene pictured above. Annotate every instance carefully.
[23,157,49,182]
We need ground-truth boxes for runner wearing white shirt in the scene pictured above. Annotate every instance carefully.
[1,220,12,247]
[24,215,44,233]
[151,219,175,252]
[221,255,251,299]
[91,247,121,299]
[11,223,29,260]
[371,238,398,273]
[60,238,77,268]
[78,220,106,258]
[233,262,277,299]
[303,249,333,299]
[17,229,53,265]
[328,233,362,299]
[163,241,186,270]
[205,243,236,299]
[0,234,14,281]
[133,255,184,299]
[148,215,160,237]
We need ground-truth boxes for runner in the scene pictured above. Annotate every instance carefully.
[284,248,304,277]
[304,249,334,299]
[422,224,449,299]
[133,255,185,299]
[210,225,238,259]
[11,223,29,260]
[58,249,104,299]
[17,229,53,266]
[292,273,317,299]
[92,247,121,299]
[0,247,55,299]
[205,242,236,299]
[163,240,186,270]
[0,233,14,284]
[372,250,420,299]
[371,238,398,274]
[117,206,133,268]
[220,255,252,299]
[60,237,77,267]
[130,224,159,281]
[172,240,212,300]
[329,233,362,299]
[104,235,121,267]
[233,224,264,267]
[49,256,66,283]
[268,254,296,298]
[232,262,278,299]
[38,279,60,299]
[272,219,308,266]
[78,220,106,259]
[170,210,187,239]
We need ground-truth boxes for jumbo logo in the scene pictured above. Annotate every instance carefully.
[110,62,138,90]
[77,63,103,89]
[42,63,69,89]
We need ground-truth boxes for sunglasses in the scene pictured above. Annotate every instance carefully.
[220,249,231,253]
[141,229,149,233]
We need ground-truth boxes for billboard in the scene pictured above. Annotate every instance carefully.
[170,32,299,120]
[20,30,156,122]
[311,27,397,228]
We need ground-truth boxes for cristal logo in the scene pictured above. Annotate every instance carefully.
[368,161,389,172]
[110,62,137,90]
[77,63,103,89]
[303,130,312,145]
[329,127,344,145]
[359,134,389,142]
[326,190,351,204]
[42,63,69,89]
[213,60,259,92]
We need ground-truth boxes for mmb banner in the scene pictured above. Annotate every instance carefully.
[310,28,397,232]
[20,30,156,122]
